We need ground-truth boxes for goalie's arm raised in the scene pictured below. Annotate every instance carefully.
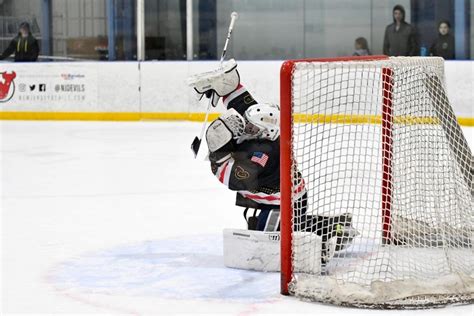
[222,84,258,116]
[187,59,258,114]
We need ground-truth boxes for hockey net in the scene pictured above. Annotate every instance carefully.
[280,56,473,308]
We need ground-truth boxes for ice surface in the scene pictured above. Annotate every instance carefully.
[1,121,473,315]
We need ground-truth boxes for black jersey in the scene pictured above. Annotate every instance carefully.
[211,84,305,209]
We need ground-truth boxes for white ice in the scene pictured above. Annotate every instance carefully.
[1,121,473,315]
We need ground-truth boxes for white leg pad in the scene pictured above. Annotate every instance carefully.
[223,228,322,273]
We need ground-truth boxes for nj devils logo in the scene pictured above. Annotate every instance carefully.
[0,71,16,103]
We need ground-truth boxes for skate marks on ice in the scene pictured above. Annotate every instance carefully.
[46,234,280,303]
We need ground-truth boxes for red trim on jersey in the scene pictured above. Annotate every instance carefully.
[222,84,247,108]
[294,179,305,194]
[242,192,280,202]
[222,83,243,102]
[215,159,234,187]
[218,161,230,183]
[239,180,306,205]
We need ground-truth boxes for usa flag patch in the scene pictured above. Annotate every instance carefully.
[251,152,269,167]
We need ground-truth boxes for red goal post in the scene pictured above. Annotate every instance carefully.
[280,55,393,295]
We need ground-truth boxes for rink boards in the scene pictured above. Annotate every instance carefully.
[0,60,472,124]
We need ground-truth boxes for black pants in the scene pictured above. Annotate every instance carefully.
[255,193,350,239]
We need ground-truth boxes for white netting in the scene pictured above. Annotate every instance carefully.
[287,57,473,308]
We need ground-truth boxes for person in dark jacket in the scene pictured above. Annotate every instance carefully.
[430,20,455,60]
[383,5,418,56]
[0,22,39,62]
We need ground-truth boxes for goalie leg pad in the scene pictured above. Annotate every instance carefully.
[223,228,322,273]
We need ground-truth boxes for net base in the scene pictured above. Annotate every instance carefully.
[291,274,474,309]
[290,244,474,309]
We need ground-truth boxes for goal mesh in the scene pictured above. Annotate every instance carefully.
[281,56,473,308]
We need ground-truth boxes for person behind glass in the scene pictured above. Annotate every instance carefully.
[430,21,455,60]
[0,22,39,62]
[383,4,418,56]
[353,37,371,56]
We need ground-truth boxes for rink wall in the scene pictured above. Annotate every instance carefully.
[0,60,472,125]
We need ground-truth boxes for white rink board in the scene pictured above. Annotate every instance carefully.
[444,61,474,117]
[0,60,472,117]
[0,62,140,112]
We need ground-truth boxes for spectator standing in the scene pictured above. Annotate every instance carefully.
[353,37,371,56]
[430,21,455,60]
[383,5,418,56]
[0,22,40,62]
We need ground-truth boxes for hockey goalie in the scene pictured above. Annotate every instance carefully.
[188,60,358,271]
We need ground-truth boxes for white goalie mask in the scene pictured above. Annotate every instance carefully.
[243,103,280,141]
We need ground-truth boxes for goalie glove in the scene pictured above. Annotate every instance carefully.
[206,108,245,164]
[187,59,240,107]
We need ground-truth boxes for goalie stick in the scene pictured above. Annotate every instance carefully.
[191,11,239,158]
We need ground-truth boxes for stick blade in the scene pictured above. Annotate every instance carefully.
[191,136,201,158]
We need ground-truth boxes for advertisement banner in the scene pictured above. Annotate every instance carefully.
[0,63,98,111]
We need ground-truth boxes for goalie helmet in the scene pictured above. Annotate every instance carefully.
[243,103,280,141]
